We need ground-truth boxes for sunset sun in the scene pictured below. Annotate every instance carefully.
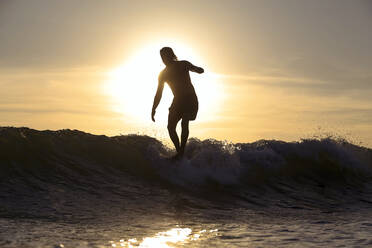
[104,43,222,124]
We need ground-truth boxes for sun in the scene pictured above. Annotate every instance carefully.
[104,42,222,125]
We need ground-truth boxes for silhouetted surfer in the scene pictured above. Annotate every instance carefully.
[152,47,204,159]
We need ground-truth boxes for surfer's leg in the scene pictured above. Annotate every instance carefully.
[167,112,182,153]
[180,118,190,156]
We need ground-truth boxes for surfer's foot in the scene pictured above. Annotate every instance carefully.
[171,151,184,160]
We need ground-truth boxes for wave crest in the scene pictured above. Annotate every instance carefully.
[1,127,371,191]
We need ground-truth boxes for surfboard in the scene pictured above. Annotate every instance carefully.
[159,152,184,161]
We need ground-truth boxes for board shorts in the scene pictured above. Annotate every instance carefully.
[169,94,199,121]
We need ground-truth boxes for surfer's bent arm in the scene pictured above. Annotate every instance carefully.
[151,74,165,121]
[185,61,204,74]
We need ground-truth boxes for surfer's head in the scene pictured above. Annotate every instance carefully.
[160,47,177,66]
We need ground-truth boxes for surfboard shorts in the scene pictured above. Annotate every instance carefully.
[169,94,199,121]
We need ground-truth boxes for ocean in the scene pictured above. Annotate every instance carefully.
[0,127,372,247]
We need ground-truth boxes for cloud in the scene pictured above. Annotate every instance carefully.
[216,63,372,100]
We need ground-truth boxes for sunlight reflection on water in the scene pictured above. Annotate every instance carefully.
[109,227,218,248]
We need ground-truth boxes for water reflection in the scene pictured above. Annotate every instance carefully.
[110,227,218,247]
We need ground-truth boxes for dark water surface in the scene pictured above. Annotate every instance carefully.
[1,127,372,247]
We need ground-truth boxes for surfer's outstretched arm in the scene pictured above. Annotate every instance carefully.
[185,61,204,74]
[151,74,165,122]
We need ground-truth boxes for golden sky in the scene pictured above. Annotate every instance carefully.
[1,0,372,146]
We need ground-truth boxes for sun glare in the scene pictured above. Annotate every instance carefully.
[104,42,222,126]
[108,227,219,247]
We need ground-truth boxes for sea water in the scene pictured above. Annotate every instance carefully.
[0,127,371,247]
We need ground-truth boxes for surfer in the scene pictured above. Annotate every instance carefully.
[151,47,204,159]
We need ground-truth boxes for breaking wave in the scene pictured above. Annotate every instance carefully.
[1,126,372,217]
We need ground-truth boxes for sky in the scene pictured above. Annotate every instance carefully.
[1,0,372,146]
